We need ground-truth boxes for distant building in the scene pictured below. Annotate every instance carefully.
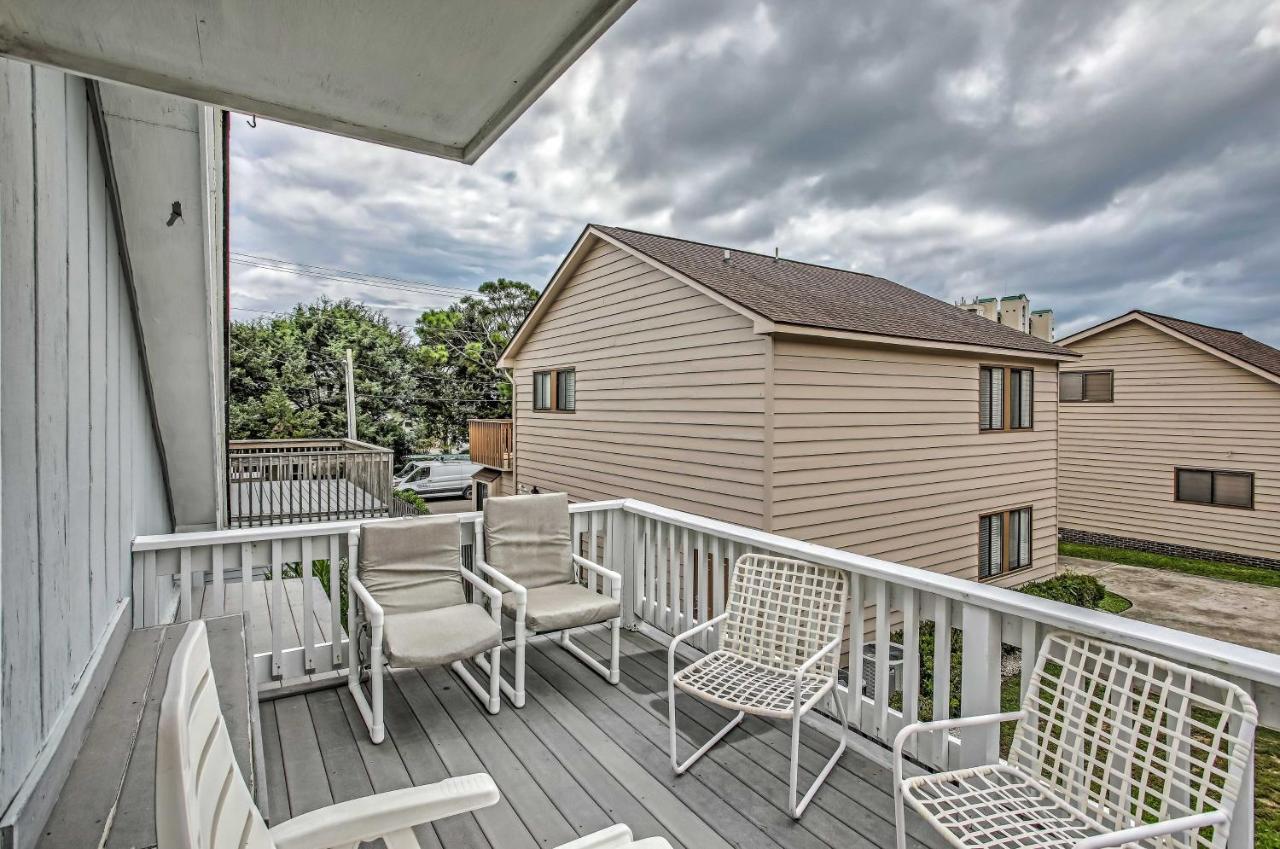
[957,294,1054,341]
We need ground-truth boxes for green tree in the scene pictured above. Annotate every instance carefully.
[413,278,538,447]
[229,298,420,455]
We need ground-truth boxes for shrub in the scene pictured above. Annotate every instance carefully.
[1018,572,1105,609]
[394,488,431,515]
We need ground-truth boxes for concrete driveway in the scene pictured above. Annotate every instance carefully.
[1063,556,1280,653]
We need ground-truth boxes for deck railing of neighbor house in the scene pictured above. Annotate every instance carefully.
[131,497,1280,847]
[226,438,395,527]
[467,419,513,470]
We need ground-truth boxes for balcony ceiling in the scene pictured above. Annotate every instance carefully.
[0,0,635,162]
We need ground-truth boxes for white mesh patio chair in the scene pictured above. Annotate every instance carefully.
[347,515,503,743]
[473,493,622,708]
[668,553,849,818]
[892,630,1258,849]
[157,620,672,849]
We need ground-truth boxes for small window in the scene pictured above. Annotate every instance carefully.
[533,371,551,410]
[1060,370,1113,403]
[556,369,576,412]
[979,507,1033,578]
[980,366,1033,431]
[532,368,575,412]
[1176,468,1254,509]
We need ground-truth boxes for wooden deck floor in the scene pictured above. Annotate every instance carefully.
[261,626,948,849]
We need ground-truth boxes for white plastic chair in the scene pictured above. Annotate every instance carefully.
[157,620,673,849]
[348,515,503,743]
[668,553,849,818]
[893,630,1258,849]
[473,493,622,708]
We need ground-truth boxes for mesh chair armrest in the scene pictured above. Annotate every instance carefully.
[669,611,731,682]
[552,824,639,849]
[269,774,499,849]
[892,711,1026,787]
[795,636,843,676]
[1072,811,1228,849]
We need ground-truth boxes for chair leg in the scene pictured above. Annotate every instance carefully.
[349,645,385,744]
[452,643,502,715]
[789,688,848,818]
[477,616,527,708]
[669,684,744,774]
[557,620,621,685]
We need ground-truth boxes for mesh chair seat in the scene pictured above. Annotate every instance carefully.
[674,649,834,719]
[901,763,1104,849]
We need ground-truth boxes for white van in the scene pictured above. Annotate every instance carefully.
[393,460,481,500]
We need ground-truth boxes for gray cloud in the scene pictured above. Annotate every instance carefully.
[231,0,1280,344]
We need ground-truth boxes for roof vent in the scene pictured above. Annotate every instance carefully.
[774,247,779,262]
[723,249,731,263]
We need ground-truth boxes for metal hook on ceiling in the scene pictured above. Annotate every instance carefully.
[246,114,257,128]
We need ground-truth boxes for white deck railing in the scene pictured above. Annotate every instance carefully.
[132,497,1279,847]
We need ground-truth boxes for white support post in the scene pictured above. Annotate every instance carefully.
[959,604,1002,767]
[345,348,357,440]
[617,510,638,630]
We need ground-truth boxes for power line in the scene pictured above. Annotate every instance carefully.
[230,252,478,301]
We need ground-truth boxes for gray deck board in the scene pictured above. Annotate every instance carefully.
[264,628,942,849]
[258,701,293,825]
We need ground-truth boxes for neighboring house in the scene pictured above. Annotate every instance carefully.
[498,225,1079,586]
[1058,310,1280,568]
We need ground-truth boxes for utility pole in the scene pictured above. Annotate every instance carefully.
[345,348,357,440]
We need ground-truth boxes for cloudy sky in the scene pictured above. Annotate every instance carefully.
[230,0,1280,343]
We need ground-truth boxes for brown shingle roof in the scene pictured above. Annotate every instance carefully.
[593,225,1075,357]
[1137,311,1280,380]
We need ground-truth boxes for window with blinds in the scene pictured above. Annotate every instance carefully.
[533,368,576,412]
[980,365,1033,431]
[533,371,551,410]
[1059,370,1113,402]
[556,369,576,411]
[979,506,1033,578]
[1175,468,1253,509]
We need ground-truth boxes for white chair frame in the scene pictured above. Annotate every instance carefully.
[667,553,849,819]
[892,630,1258,849]
[472,517,622,709]
[347,528,503,744]
[158,622,670,849]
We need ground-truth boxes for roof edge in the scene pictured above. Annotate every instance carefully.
[1059,311,1280,387]
[771,323,1080,361]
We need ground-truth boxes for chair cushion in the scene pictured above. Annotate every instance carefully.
[673,650,832,719]
[483,493,573,590]
[381,604,501,668]
[900,763,1105,849]
[503,583,621,633]
[358,515,464,615]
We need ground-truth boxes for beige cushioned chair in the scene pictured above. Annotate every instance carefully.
[474,493,622,708]
[348,515,502,742]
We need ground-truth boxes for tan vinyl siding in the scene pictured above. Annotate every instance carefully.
[513,240,768,525]
[770,338,1058,586]
[1059,320,1280,558]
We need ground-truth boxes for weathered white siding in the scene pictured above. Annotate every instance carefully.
[513,240,768,526]
[1059,320,1280,559]
[0,60,171,817]
[770,338,1059,586]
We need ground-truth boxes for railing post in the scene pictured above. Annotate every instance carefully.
[616,508,637,630]
[959,604,1002,767]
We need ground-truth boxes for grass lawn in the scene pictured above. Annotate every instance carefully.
[1056,541,1278,844]
[1060,541,1280,589]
